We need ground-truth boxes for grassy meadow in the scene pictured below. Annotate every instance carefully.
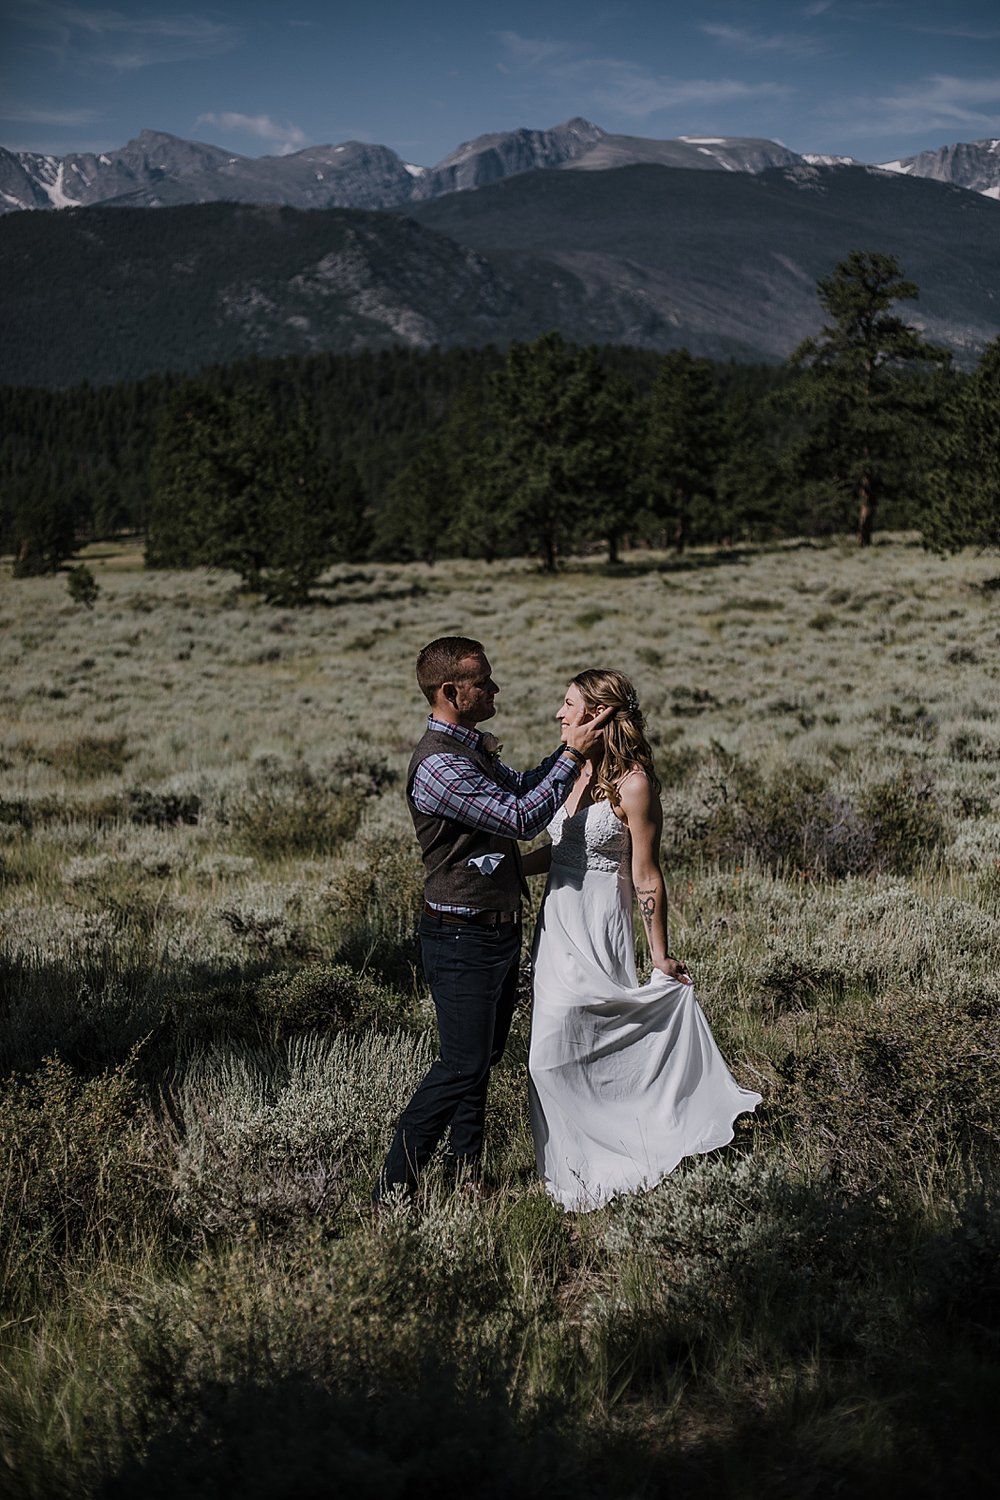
[2,536,999,1497]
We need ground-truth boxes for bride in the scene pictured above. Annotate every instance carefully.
[521,669,761,1212]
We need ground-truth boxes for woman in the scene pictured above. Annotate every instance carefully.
[522,670,761,1212]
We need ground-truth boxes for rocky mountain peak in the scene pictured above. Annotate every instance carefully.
[3,119,1000,218]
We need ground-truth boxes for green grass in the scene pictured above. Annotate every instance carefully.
[1,536,999,1496]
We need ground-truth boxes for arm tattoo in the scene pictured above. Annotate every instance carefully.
[635,885,657,939]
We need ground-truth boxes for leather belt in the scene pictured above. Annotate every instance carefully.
[423,903,521,927]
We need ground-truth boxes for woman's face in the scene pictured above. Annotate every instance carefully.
[556,681,592,731]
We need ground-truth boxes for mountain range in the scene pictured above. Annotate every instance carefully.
[3,118,1000,216]
[2,153,998,388]
[2,117,999,388]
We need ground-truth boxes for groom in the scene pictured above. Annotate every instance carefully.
[376,636,610,1198]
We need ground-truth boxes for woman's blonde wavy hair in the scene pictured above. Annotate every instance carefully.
[571,669,661,804]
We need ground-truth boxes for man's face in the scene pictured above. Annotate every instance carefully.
[444,654,499,725]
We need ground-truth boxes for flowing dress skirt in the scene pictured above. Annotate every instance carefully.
[529,863,762,1211]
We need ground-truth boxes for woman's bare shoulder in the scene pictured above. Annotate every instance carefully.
[614,765,658,815]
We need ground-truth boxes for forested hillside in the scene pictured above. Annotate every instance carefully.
[3,254,998,586]
[2,164,998,389]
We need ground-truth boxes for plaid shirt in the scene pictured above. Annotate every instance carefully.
[412,717,579,837]
[412,717,580,913]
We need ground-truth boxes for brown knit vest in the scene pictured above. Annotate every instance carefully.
[407,728,527,910]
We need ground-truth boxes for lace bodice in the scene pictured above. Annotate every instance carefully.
[548,797,631,876]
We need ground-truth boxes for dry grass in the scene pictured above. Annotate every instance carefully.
[1,535,999,1497]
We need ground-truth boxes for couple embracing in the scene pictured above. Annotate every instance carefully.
[377,636,760,1212]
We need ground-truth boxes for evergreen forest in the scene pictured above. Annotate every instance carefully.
[3,253,998,589]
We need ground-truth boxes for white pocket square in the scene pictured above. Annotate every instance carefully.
[468,853,505,875]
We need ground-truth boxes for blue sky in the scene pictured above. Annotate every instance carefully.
[2,1,999,164]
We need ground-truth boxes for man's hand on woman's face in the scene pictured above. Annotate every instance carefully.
[561,704,615,756]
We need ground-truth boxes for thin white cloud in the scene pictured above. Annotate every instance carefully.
[8,3,242,71]
[0,104,101,125]
[196,111,307,155]
[494,30,791,121]
[701,22,828,58]
[590,65,790,119]
[493,31,578,70]
[912,25,1000,42]
[829,74,1000,141]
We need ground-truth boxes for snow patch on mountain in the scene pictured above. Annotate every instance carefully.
[42,163,79,209]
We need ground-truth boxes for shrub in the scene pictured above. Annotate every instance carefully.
[231,775,361,859]
[778,989,1000,1188]
[757,951,853,1013]
[118,784,202,827]
[948,729,1000,764]
[738,769,876,877]
[101,1213,596,1500]
[257,962,418,1036]
[916,1183,1000,1333]
[669,686,719,717]
[44,733,129,779]
[163,962,418,1064]
[66,564,100,609]
[216,900,313,961]
[0,793,64,833]
[335,833,423,929]
[102,1364,596,1500]
[860,767,948,873]
[594,1154,898,1374]
[0,1055,161,1283]
[226,753,395,861]
[331,832,424,983]
[660,751,948,878]
[167,1030,433,1235]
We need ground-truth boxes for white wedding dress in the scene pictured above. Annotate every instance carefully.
[529,797,762,1212]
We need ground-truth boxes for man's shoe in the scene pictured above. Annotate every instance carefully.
[442,1157,481,1193]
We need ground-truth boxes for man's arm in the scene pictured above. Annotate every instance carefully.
[490,746,566,795]
[411,752,579,840]
[520,842,552,877]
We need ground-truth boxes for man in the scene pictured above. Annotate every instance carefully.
[376,636,610,1198]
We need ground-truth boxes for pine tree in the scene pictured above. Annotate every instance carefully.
[376,432,457,565]
[713,390,786,543]
[921,338,1000,552]
[146,384,227,569]
[642,350,722,552]
[789,251,950,546]
[485,333,636,571]
[147,385,351,600]
[9,483,77,576]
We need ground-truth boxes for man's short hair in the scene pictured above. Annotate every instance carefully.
[416,636,486,705]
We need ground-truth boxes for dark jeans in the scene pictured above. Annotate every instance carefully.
[378,914,522,1194]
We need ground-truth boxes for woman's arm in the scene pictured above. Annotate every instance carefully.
[618,771,691,983]
[520,842,552,878]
